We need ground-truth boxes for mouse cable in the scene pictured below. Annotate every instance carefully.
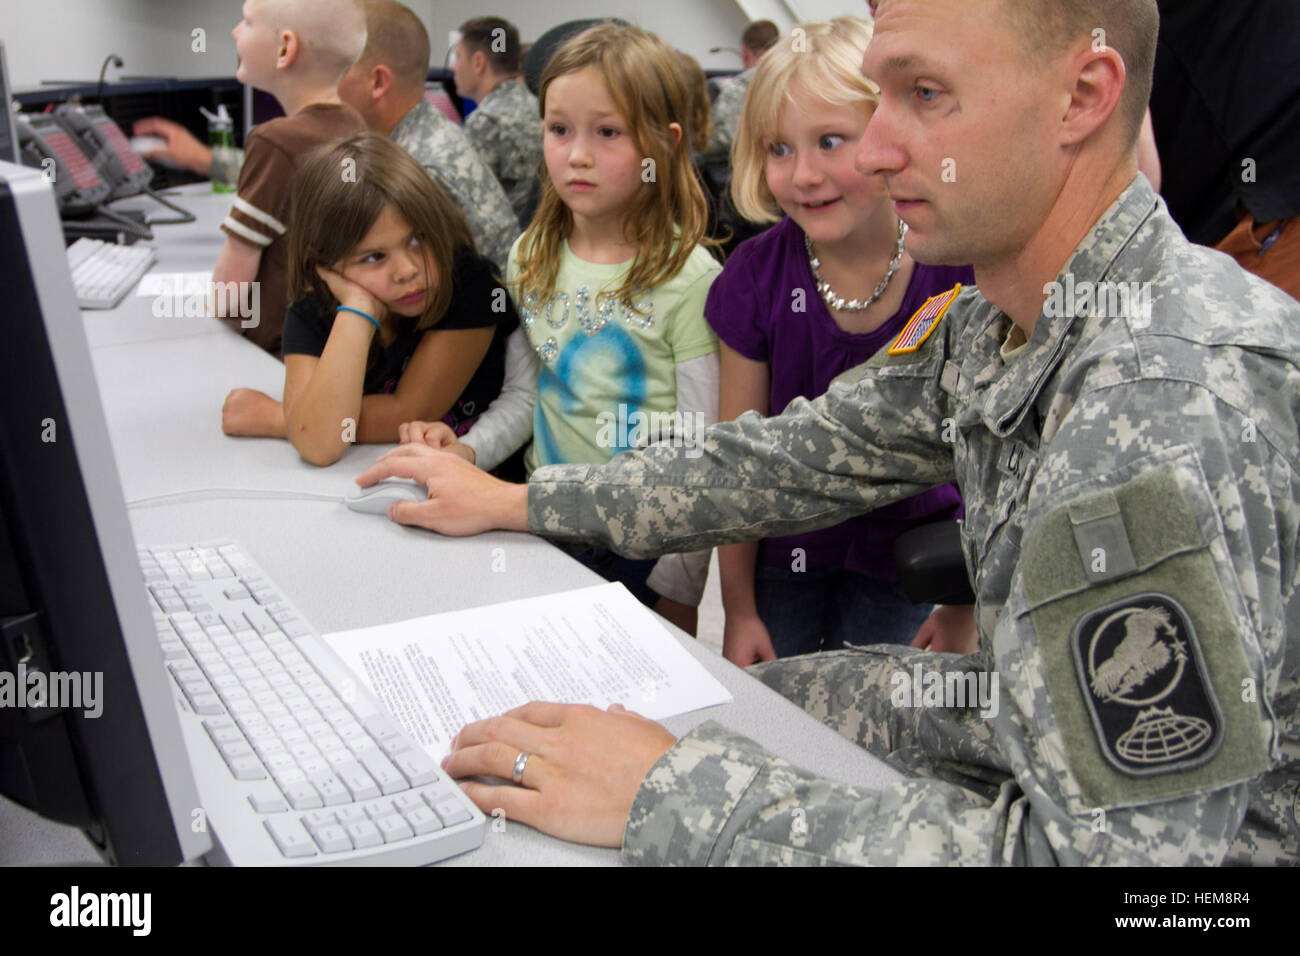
[126,487,344,509]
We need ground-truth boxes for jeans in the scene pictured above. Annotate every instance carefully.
[753,564,931,657]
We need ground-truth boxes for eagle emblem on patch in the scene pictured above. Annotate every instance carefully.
[887,284,962,355]
[1070,594,1223,776]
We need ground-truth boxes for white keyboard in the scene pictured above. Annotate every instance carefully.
[67,236,157,309]
[142,539,485,866]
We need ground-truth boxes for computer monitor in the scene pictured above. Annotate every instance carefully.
[0,42,20,164]
[0,160,210,866]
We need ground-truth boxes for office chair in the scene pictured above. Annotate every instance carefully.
[892,521,977,606]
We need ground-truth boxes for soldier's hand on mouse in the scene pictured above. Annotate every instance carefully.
[357,443,527,535]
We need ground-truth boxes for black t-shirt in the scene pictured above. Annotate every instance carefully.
[1149,0,1300,245]
[281,251,519,433]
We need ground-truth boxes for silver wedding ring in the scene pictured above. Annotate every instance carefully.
[512,751,530,785]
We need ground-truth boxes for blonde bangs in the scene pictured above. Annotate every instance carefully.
[731,17,879,224]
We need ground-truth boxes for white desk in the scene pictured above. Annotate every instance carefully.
[0,185,903,866]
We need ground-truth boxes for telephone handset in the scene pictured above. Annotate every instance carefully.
[15,110,111,215]
[16,103,193,235]
[52,104,154,200]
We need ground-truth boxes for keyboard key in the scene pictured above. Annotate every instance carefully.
[430,797,472,827]
[284,781,323,811]
[247,785,287,814]
[334,805,366,826]
[336,761,381,800]
[376,814,415,843]
[404,806,442,836]
[314,774,351,807]
[363,715,402,742]
[345,820,382,850]
[302,809,337,833]
[228,755,267,781]
[393,749,440,787]
[360,751,407,795]
[311,823,353,854]
[265,817,317,859]
[204,719,243,746]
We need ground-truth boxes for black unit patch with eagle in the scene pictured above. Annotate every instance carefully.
[1069,593,1224,777]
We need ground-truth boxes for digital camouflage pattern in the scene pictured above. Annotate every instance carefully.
[463,79,543,225]
[391,99,520,273]
[706,69,752,155]
[529,177,1300,865]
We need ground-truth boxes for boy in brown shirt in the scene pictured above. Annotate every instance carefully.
[213,0,368,355]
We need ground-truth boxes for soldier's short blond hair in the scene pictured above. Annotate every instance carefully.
[1000,0,1158,148]
[730,18,877,224]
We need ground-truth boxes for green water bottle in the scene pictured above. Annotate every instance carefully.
[202,106,236,194]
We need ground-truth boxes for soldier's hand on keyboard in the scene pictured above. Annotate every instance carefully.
[396,420,476,463]
[442,701,676,847]
[357,443,529,534]
[222,388,287,437]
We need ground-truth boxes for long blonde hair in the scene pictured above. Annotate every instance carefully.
[514,23,711,309]
[731,17,878,223]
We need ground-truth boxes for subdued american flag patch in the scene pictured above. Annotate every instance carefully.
[887,284,963,355]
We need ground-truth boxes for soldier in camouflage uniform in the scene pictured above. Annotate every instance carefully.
[362,0,1299,865]
[387,100,519,273]
[452,17,543,225]
[338,1,520,274]
[705,20,779,157]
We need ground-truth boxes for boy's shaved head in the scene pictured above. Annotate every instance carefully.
[264,0,367,80]
[356,0,431,93]
[998,0,1158,145]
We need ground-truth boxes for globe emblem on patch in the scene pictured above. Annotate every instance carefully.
[1115,705,1214,766]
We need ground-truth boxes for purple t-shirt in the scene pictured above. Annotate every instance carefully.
[706,216,974,579]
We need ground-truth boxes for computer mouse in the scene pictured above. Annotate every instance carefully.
[344,478,428,514]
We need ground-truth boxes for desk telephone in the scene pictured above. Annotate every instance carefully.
[17,103,195,238]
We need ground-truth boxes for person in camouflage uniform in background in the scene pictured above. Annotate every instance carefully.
[704,20,779,159]
[361,0,1299,866]
[452,16,544,226]
[339,1,520,273]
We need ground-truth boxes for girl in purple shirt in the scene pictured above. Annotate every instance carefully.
[709,18,976,664]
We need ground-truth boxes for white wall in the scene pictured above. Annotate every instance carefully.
[0,0,761,91]
[408,0,751,73]
[1,0,240,90]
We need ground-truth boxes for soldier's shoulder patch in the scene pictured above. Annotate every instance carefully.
[887,284,962,355]
[1071,593,1223,776]
[1021,453,1271,813]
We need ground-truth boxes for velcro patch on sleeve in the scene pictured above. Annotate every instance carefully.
[1020,458,1270,811]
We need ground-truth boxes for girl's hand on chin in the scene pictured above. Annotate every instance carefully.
[316,265,386,323]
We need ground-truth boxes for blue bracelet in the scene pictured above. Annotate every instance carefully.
[336,305,380,331]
